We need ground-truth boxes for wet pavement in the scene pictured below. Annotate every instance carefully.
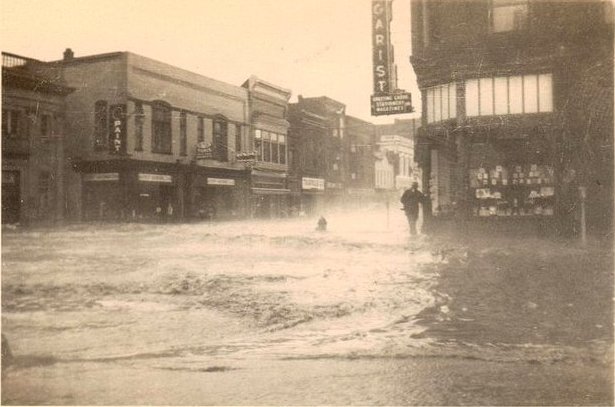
[1,209,613,405]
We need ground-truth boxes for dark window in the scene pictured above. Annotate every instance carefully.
[279,134,286,165]
[213,119,228,161]
[2,109,22,138]
[491,0,528,33]
[134,102,144,151]
[271,133,279,163]
[94,101,108,150]
[152,101,172,154]
[40,114,52,139]
[254,129,262,161]
[263,131,271,162]
[180,111,187,156]
[197,117,204,142]
[235,124,242,154]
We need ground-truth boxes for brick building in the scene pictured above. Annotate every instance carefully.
[410,0,613,233]
[242,76,292,218]
[288,96,346,215]
[345,115,376,208]
[55,50,250,222]
[2,52,74,225]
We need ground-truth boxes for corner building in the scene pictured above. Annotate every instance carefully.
[2,53,74,225]
[411,1,613,234]
[57,50,250,222]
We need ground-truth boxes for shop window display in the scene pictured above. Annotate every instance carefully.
[469,163,555,217]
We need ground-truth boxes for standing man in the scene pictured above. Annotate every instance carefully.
[400,182,425,235]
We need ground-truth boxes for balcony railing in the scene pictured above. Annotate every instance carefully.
[2,52,38,69]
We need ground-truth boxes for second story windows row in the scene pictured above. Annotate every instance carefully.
[254,129,287,165]
[423,73,553,124]
[465,73,552,117]
[426,82,457,124]
[93,100,232,162]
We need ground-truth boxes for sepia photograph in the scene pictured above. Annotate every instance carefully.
[1,0,613,405]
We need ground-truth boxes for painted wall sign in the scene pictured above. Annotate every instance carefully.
[372,0,393,95]
[207,177,235,186]
[83,173,120,182]
[302,177,325,191]
[138,173,173,183]
[109,104,126,154]
[371,92,414,116]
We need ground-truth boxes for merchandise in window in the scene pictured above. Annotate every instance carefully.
[469,163,555,217]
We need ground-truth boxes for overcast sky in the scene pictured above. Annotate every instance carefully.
[1,0,421,123]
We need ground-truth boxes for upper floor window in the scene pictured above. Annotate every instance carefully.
[2,109,23,139]
[253,128,287,165]
[94,100,108,150]
[213,118,228,162]
[152,101,172,154]
[465,73,553,117]
[179,111,187,156]
[491,0,528,33]
[134,102,144,151]
[235,124,242,154]
[40,114,53,139]
[426,82,457,124]
[197,117,204,143]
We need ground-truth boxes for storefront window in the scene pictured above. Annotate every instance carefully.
[197,117,204,143]
[470,163,555,217]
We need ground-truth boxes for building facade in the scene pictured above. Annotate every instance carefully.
[410,0,613,233]
[2,52,74,225]
[288,96,346,215]
[242,76,292,218]
[56,50,250,222]
[345,115,376,208]
[374,118,421,192]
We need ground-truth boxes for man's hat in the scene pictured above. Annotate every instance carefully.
[412,181,419,187]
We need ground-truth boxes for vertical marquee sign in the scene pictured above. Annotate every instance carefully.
[370,0,414,116]
[109,104,127,155]
[372,0,393,95]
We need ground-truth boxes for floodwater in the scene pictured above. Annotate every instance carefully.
[2,208,613,405]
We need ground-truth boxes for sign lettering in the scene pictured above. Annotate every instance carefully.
[372,0,392,95]
[109,104,126,154]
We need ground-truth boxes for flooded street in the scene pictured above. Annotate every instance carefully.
[2,209,613,405]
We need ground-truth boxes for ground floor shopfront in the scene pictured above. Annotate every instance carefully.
[74,159,249,222]
[416,120,568,235]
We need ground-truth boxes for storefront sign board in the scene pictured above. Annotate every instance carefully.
[138,173,173,183]
[207,177,235,186]
[83,173,120,182]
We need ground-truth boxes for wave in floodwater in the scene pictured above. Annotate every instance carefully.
[2,213,612,370]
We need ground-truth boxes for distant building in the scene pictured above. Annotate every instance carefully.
[345,115,376,207]
[410,1,613,231]
[2,52,74,225]
[288,96,346,215]
[242,76,292,218]
[374,118,420,194]
[54,50,250,222]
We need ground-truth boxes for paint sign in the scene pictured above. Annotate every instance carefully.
[109,104,126,154]
[302,177,325,191]
[138,173,173,183]
[372,0,393,95]
[83,173,120,182]
[207,178,235,186]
